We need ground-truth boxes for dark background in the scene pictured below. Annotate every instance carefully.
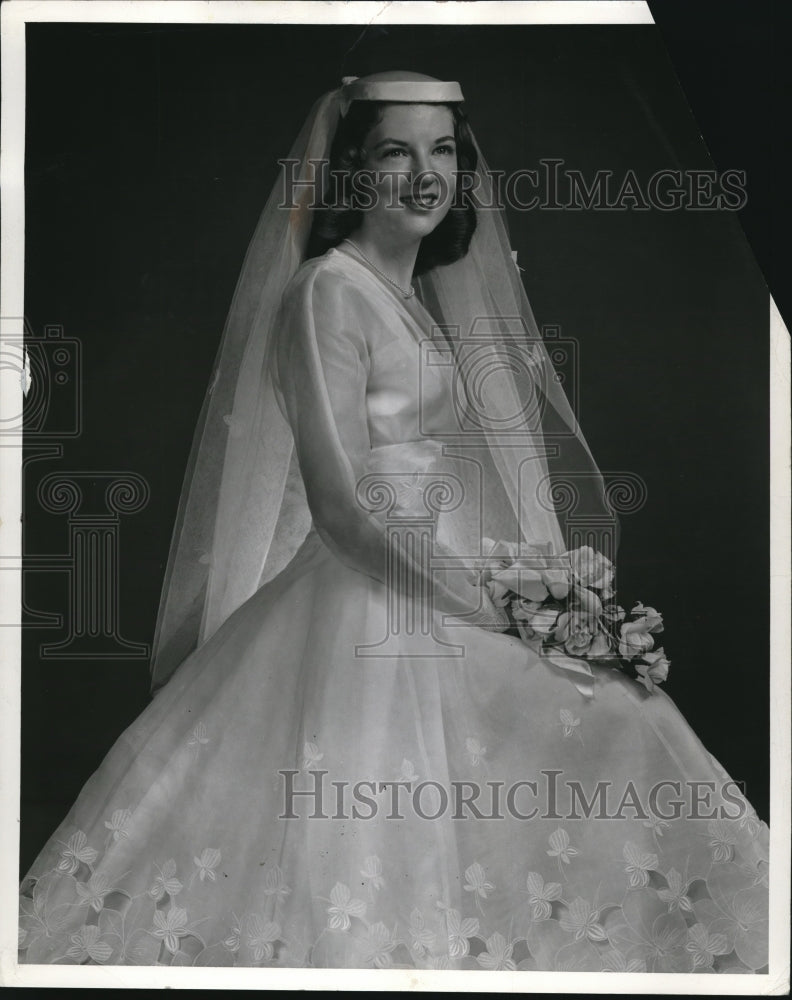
[21,10,781,874]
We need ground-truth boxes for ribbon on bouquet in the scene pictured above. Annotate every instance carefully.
[517,628,596,699]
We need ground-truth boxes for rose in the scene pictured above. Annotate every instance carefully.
[618,617,656,659]
[566,545,614,596]
[553,612,610,658]
[635,648,670,692]
[511,599,560,636]
[631,602,664,633]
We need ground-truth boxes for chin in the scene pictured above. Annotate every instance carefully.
[400,207,450,242]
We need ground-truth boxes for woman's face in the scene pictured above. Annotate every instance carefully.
[356,103,458,246]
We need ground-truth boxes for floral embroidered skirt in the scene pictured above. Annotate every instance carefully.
[18,546,769,971]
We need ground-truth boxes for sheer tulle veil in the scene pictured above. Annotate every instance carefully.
[149,72,617,693]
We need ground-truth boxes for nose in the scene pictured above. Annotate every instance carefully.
[411,155,440,199]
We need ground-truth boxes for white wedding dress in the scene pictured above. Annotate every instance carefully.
[18,248,769,972]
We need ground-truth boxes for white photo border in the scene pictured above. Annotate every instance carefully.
[1,1,789,992]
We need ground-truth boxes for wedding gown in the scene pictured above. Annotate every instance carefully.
[18,247,770,973]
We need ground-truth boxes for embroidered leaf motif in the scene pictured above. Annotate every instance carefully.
[559,709,581,738]
[463,861,495,899]
[602,948,647,973]
[326,882,366,931]
[408,908,435,956]
[247,915,280,962]
[151,904,189,955]
[75,873,112,913]
[149,859,183,901]
[187,721,210,750]
[686,923,729,968]
[465,738,487,766]
[547,828,579,865]
[193,848,222,882]
[103,808,132,842]
[477,931,516,970]
[446,908,480,958]
[302,742,324,770]
[525,871,562,920]
[657,868,692,912]
[360,855,385,891]
[622,841,658,888]
[263,865,291,900]
[707,820,738,862]
[56,831,98,875]
[559,897,607,941]
[400,758,419,782]
[65,925,113,963]
[357,921,398,968]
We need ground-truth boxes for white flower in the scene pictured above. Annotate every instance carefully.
[446,907,480,958]
[463,861,494,900]
[103,808,132,842]
[559,897,607,941]
[400,758,419,782]
[566,545,614,592]
[187,721,210,751]
[56,831,98,875]
[477,932,516,970]
[152,904,189,955]
[66,925,113,963]
[75,872,112,912]
[559,708,581,738]
[636,648,670,692]
[302,741,324,770]
[547,828,579,867]
[642,814,671,839]
[326,882,366,931]
[360,855,385,891]
[263,865,291,900]
[686,923,729,969]
[622,841,658,887]
[602,948,647,972]
[657,868,693,912]
[525,871,562,920]
[247,915,280,962]
[223,913,243,953]
[707,819,738,862]
[357,921,398,968]
[408,908,435,956]
[149,859,183,900]
[465,737,487,766]
[631,602,664,632]
[193,847,222,882]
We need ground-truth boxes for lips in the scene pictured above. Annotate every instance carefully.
[400,193,440,211]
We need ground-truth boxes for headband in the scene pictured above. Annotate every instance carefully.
[339,76,465,117]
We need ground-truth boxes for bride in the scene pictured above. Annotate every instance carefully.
[17,71,769,973]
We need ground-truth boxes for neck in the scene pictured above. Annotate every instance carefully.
[346,226,420,291]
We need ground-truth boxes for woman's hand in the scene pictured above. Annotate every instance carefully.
[474,582,511,632]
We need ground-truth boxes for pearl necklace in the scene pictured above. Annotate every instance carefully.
[342,239,416,299]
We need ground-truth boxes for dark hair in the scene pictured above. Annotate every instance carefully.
[305,101,478,276]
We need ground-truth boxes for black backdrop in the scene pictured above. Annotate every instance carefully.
[21,20,772,874]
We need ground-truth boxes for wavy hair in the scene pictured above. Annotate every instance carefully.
[306,101,478,276]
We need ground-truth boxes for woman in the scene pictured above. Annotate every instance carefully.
[18,72,769,973]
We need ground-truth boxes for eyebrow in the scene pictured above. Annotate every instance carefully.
[372,135,456,149]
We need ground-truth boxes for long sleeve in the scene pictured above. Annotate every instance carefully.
[273,262,505,628]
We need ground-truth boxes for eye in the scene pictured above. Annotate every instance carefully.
[383,148,408,158]
[434,144,456,156]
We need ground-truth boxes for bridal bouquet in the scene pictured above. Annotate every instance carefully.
[480,539,670,696]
